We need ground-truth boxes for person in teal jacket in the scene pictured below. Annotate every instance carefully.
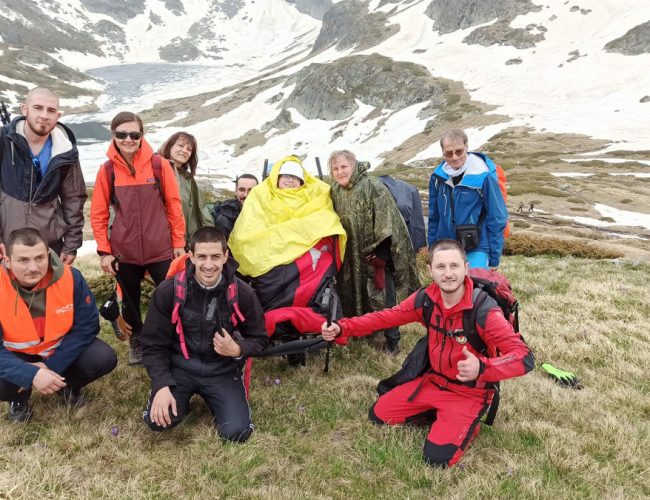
[427,129,507,269]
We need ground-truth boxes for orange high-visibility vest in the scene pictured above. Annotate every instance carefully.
[0,266,74,358]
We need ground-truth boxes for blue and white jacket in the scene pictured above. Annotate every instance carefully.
[427,152,507,267]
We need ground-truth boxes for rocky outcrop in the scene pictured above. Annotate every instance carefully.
[262,110,299,133]
[311,0,400,53]
[159,39,201,62]
[0,2,102,56]
[463,19,545,49]
[283,54,448,120]
[425,0,541,35]
[604,21,650,55]
[286,0,333,20]
[81,0,145,24]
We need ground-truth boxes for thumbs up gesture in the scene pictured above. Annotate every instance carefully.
[456,346,480,382]
[214,329,242,357]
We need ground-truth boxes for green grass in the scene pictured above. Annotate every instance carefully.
[1,256,649,498]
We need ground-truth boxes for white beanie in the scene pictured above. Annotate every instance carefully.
[278,160,304,181]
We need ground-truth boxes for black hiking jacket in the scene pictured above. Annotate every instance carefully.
[141,259,268,395]
[0,117,86,253]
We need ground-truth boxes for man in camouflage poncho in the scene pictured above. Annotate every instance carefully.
[329,150,420,354]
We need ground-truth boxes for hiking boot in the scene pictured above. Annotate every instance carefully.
[129,336,143,366]
[383,338,400,356]
[8,400,32,423]
[60,387,87,408]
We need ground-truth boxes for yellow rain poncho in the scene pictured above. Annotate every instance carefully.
[229,156,347,278]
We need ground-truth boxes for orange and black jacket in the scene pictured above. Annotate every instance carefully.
[0,252,100,388]
[90,138,185,265]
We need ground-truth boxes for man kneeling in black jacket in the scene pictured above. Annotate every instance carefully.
[141,227,268,442]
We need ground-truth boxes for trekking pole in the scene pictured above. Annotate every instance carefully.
[0,101,10,126]
[315,157,323,180]
[261,159,269,180]
[322,278,336,373]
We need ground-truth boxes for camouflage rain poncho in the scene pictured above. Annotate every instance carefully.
[330,161,420,316]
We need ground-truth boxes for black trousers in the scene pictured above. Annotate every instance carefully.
[0,338,118,403]
[143,367,253,443]
[380,266,400,342]
[117,260,171,336]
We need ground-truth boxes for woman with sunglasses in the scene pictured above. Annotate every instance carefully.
[90,111,186,365]
[158,131,212,243]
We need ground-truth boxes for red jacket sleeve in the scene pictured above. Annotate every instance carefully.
[90,165,112,255]
[160,158,186,249]
[476,308,534,383]
[338,292,422,342]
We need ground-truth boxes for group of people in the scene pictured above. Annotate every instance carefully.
[0,87,532,467]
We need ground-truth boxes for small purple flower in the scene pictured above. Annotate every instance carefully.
[506,467,514,476]
[458,463,465,470]
[110,426,119,437]
[274,378,281,385]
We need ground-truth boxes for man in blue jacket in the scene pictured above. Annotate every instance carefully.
[0,228,117,422]
[427,129,507,269]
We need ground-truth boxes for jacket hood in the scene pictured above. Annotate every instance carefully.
[347,160,370,188]
[7,116,78,160]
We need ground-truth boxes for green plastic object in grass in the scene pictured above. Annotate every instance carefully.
[541,363,582,389]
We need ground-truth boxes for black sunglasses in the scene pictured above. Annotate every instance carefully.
[114,131,143,140]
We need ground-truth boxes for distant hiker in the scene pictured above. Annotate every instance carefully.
[229,156,346,345]
[321,239,533,468]
[211,174,258,242]
[428,129,508,270]
[329,150,420,355]
[159,131,213,242]
[517,202,525,213]
[528,202,535,213]
[90,111,186,366]
[0,87,87,263]
[0,228,117,422]
[140,227,268,442]
[378,175,427,252]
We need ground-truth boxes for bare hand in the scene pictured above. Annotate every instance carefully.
[60,253,76,265]
[116,315,133,340]
[490,266,499,272]
[32,368,66,395]
[100,255,117,275]
[213,329,242,357]
[173,247,186,258]
[150,387,177,427]
[321,322,341,341]
[456,346,480,382]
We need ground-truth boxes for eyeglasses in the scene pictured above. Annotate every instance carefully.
[442,148,466,159]
[114,131,143,140]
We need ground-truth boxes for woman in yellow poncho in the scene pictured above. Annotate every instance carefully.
[229,156,347,337]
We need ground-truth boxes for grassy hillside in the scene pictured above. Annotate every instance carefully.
[1,255,648,498]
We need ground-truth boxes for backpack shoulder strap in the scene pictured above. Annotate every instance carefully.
[227,279,245,327]
[462,288,490,356]
[152,154,165,204]
[414,287,433,332]
[172,269,190,360]
[103,160,119,207]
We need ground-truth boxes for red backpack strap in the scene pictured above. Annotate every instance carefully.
[103,160,119,207]
[227,280,245,327]
[172,269,190,360]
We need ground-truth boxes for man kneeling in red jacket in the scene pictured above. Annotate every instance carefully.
[322,239,534,467]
